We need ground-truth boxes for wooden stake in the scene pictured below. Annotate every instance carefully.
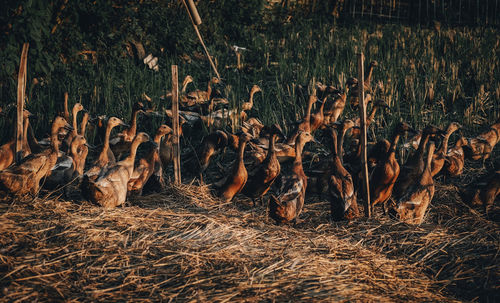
[171,65,181,185]
[357,53,371,218]
[16,43,29,163]
[181,0,221,80]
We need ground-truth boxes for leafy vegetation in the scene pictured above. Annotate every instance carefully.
[0,1,498,146]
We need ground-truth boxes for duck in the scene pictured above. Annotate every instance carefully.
[323,78,358,126]
[393,125,446,200]
[110,101,145,158]
[163,75,194,101]
[306,120,357,195]
[201,107,247,129]
[159,124,176,171]
[463,118,500,163]
[241,85,262,111]
[241,117,265,139]
[81,117,128,198]
[369,122,416,213]
[44,135,88,189]
[195,130,229,178]
[431,122,461,177]
[443,135,468,177]
[310,96,327,131]
[349,61,378,108]
[242,124,283,206]
[269,131,316,224]
[87,132,151,208]
[402,132,422,151]
[390,140,436,225]
[213,132,253,202]
[286,95,318,145]
[0,116,72,197]
[0,110,34,170]
[460,170,500,214]
[182,77,221,106]
[128,125,172,195]
[327,126,360,221]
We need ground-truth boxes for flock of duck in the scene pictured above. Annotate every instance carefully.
[0,63,498,225]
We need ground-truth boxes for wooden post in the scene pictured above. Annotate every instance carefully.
[171,65,181,185]
[357,53,371,218]
[16,43,29,163]
[181,0,221,80]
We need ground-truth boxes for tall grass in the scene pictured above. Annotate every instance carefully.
[5,23,498,147]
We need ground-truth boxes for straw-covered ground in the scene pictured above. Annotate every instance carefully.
[0,163,498,302]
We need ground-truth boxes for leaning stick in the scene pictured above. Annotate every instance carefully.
[182,0,221,80]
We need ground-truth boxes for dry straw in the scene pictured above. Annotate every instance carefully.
[0,167,498,302]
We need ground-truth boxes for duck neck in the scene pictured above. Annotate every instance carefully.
[70,143,80,172]
[100,122,115,161]
[438,128,456,154]
[130,110,139,136]
[331,130,339,160]
[72,109,79,136]
[248,88,258,109]
[50,125,60,153]
[265,133,277,161]
[425,142,436,171]
[22,116,30,149]
[124,138,142,166]
[337,127,347,164]
[388,131,402,160]
[63,93,69,122]
[80,114,89,136]
[154,133,165,145]
[237,139,247,164]
[293,139,305,174]
[181,78,191,94]
[367,104,379,127]
[304,97,315,124]
[207,79,213,98]
[365,64,374,84]
[416,132,431,162]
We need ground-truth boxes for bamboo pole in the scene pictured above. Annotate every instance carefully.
[357,53,371,218]
[171,65,181,185]
[181,0,220,80]
[16,43,29,163]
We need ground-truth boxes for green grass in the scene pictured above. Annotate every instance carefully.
[4,22,499,148]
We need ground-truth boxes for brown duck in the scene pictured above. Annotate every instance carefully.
[44,135,88,189]
[87,132,151,208]
[242,124,283,206]
[391,140,436,225]
[81,117,128,198]
[110,101,145,158]
[443,135,468,177]
[286,95,318,145]
[327,126,360,221]
[128,125,172,195]
[431,122,461,177]
[463,118,500,162]
[370,122,416,213]
[215,132,253,202]
[393,125,445,200]
[0,116,72,196]
[0,110,34,170]
[269,131,316,224]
